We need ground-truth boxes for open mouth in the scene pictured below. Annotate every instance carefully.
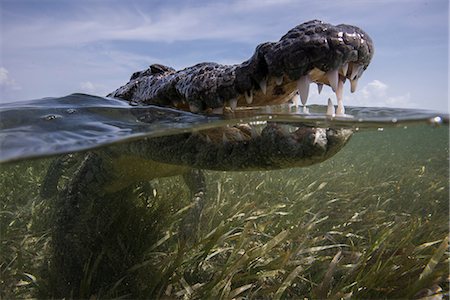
[205,60,366,116]
[299,61,365,115]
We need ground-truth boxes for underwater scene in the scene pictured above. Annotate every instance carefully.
[0,94,449,299]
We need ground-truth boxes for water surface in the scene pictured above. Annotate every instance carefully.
[0,93,447,163]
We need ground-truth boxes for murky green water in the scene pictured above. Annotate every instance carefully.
[1,94,448,299]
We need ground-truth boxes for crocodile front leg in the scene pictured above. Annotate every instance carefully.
[45,152,208,297]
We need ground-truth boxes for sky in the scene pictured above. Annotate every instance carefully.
[0,0,448,112]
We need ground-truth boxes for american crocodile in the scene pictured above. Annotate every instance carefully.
[43,20,374,297]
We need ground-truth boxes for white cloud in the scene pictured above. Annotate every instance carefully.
[80,81,96,93]
[364,80,388,95]
[79,81,107,95]
[0,67,21,90]
[355,80,414,108]
[2,3,268,49]
[359,79,388,103]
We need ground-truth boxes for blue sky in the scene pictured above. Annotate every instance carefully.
[1,0,448,112]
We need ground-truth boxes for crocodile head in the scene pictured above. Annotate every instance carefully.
[109,20,373,115]
[108,20,374,171]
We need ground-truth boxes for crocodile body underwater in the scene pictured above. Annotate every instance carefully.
[42,20,374,297]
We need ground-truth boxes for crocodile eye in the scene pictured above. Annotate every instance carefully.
[149,64,172,74]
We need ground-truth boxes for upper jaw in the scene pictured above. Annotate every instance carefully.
[108,20,374,116]
[265,20,373,79]
[230,20,374,116]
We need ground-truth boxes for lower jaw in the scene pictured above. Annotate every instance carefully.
[189,123,353,169]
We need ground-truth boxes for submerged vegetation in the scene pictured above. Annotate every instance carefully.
[1,125,449,299]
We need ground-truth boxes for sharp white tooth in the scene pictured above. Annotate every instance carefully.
[245,90,253,104]
[326,98,335,116]
[336,77,344,102]
[229,98,238,110]
[317,83,323,94]
[212,107,224,114]
[297,75,311,105]
[326,69,339,92]
[341,62,349,76]
[336,77,345,115]
[291,93,300,106]
[259,78,267,95]
[350,78,358,93]
[189,103,200,113]
[275,76,283,85]
[350,64,363,80]
[336,101,345,115]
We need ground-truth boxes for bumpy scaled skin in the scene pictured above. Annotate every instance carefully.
[108,20,373,113]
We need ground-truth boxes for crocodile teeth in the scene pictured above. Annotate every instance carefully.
[317,83,323,94]
[336,77,345,115]
[336,102,345,115]
[245,90,253,104]
[341,63,349,76]
[189,103,200,113]
[212,107,224,114]
[350,78,358,93]
[326,69,339,92]
[297,75,311,105]
[350,64,363,80]
[275,76,283,85]
[326,98,335,116]
[336,76,344,101]
[259,78,267,95]
[229,98,238,110]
